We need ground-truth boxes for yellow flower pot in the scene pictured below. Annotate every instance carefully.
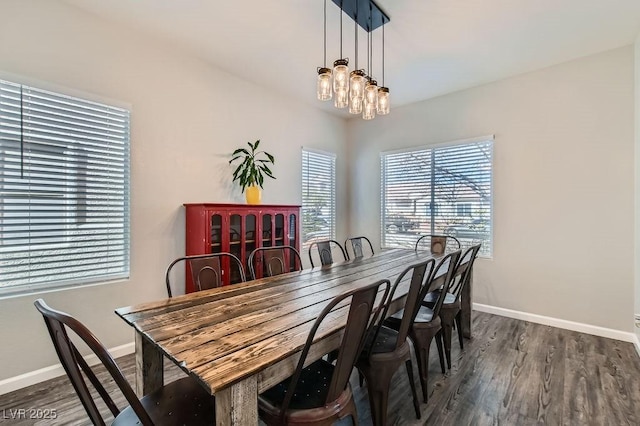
[245,185,262,205]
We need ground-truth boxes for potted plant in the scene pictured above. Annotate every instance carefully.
[229,139,275,204]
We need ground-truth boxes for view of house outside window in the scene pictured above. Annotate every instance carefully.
[381,138,493,257]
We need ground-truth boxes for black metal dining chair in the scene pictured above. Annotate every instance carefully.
[248,245,303,280]
[422,243,482,368]
[258,279,391,425]
[385,250,462,402]
[344,236,375,260]
[165,252,245,297]
[307,239,348,267]
[34,299,215,425]
[356,258,436,425]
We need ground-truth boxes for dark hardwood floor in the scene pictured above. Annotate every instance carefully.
[1,311,639,425]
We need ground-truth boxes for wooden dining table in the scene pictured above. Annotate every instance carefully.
[115,248,473,426]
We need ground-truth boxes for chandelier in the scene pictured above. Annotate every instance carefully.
[317,0,390,119]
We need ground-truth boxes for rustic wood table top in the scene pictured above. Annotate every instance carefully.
[116,248,470,426]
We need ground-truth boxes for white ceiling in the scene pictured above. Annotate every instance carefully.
[62,0,640,118]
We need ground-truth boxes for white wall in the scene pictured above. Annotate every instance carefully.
[0,0,347,381]
[349,47,635,333]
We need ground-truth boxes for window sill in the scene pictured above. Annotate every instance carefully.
[0,276,130,301]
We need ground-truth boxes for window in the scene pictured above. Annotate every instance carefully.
[456,203,472,217]
[381,137,493,256]
[0,79,130,296]
[301,148,336,247]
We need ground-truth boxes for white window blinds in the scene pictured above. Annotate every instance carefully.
[0,79,131,296]
[301,149,336,247]
[381,138,493,256]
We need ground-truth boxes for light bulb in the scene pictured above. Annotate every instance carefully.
[316,68,332,101]
[363,102,376,120]
[364,79,378,106]
[363,79,378,119]
[349,70,365,101]
[333,59,349,93]
[334,88,348,109]
[377,87,390,115]
[349,96,363,114]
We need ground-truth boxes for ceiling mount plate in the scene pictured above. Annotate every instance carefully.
[331,0,390,32]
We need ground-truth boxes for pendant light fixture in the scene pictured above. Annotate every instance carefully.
[363,80,377,120]
[333,0,350,109]
[348,0,365,114]
[377,23,390,115]
[316,0,390,119]
[317,0,332,101]
[363,12,377,121]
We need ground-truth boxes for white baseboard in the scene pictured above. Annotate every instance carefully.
[632,333,640,358]
[473,303,637,343]
[0,342,134,396]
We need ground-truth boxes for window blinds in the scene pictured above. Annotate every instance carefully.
[301,149,336,247]
[381,139,493,256]
[0,79,130,295]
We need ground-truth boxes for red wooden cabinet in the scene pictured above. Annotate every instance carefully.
[184,203,301,293]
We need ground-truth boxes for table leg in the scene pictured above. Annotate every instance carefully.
[215,375,258,426]
[461,267,473,339]
[135,332,164,397]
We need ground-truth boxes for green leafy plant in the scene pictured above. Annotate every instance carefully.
[229,140,275,192]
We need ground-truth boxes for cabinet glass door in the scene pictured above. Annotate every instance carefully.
[229,214,242,283]
[262,214,272,247]
[241,214,257,265]
[245,214,256,279]
[275,214,284,247]
[288,213,297,271]
[210,214,222,254]
[288,214,297,247]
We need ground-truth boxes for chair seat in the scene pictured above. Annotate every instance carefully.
[386,304,437,325]
[113,377,215,426]
[361,325,400,356]
[384,309,403,330]
[259,359,337,411]
[422,289,457,308]
[414,305,438,323]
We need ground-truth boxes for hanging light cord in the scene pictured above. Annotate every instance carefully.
[323,0,327,67]
[339,0,343,58]
[369,3,373,79]
[364,8,368,76]
[370,29,373,79]
[354,3,358,69]
[382,23,385,86]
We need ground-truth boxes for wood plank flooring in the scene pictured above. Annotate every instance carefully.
[1,311,639,425]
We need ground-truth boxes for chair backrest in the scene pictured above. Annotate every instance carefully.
[34,299,153,426]
[417,250,462,319]
[307,239,347,267]
[366,259,436,357]
[415,234,461,254]
[165,252,246,297]
[448,244,482,300]
[247,245,303,280]
[278,279,390,421]
[344,236,375,260]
